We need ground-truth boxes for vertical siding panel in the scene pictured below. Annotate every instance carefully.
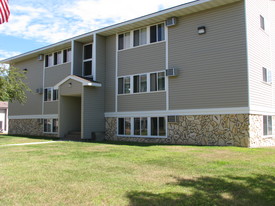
[105,35,116,112]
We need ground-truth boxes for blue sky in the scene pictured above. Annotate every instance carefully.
[0,0,192,60]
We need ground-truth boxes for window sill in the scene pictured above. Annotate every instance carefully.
[44,100,59,103]
[117,135,167,139]
[118,90,166,96]
[262,135,274,139]
[45,61,71,69]
[118,40,166,52]
[43,132,58,134]
[261,81,272,86]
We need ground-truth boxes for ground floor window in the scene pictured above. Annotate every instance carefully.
[263,115,272,136]
[118,117,166,137]
[44,119,58,133]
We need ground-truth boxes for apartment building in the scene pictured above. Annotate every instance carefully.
[3,0,275,147]
[0,102,8,133]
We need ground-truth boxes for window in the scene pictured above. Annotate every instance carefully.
[134,74,147,93]
[151,117,166,136]
[118,117,166,137]
[150,72,165,92]
[150,23,165,43]
[44,88,58,101]
[134,117,148,136]
[263,115,272,136]
[134,28,147,47]
[263,67,272,83]
[44,119,58,133]
[118,118,131,135]
[45,54,53,67]
[54,51,62,65]
[118,23,165,50]
[118,76,131,94]
[63,48,71,63]
[118,32,131,50]
[260,15,265,30]
[83,44,93,76]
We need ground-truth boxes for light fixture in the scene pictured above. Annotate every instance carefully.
[68,82,72,87]
[198,26,206,35]
[23,68,28,72]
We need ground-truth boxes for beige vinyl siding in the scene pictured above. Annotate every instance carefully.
[118,92,166,112]
[59,79,82,96]
[72,41,83,76]
[9,57,43,116]
[44,63,71,87]
[168,1,248,110]
[105,35,116,112]
[118,42,166,76]
[44,102,58,114]
[82,34,106,138]
[246,0,274,108]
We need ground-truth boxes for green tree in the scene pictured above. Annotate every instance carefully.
[0,64,31,104]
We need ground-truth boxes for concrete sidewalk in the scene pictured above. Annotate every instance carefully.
[0,141,59,147]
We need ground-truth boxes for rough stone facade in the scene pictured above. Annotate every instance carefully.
[106,114,275,147]
[249,115,275,148]
[9,119,58,138]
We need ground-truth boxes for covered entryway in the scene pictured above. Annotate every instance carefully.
[54,75,102,140]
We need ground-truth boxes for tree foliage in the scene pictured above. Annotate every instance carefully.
[0,64,31,104]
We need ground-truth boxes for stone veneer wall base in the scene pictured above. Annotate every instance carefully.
[105,114,252,147]
[9,119,58,138]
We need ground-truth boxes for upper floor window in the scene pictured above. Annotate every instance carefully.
[44,88,58,102]
[83,44,93,76]
[118,76,131,94]
[118,71,165,95]
[263,115,272,136]
[54,51,62,65]
[262,67,272,83]
[134,74,147,93]
[118,23,165,50]
[118,32,131,50]
[45,48,71,68]
[260,15,265,30]
[150,72,165,92]
[150,23,165,43]
[134,28,147,47]
[63,48,71,63]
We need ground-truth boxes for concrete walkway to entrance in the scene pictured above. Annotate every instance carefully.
[0,141,60,147]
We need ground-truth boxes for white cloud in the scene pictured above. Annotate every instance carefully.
[0,0,192,44]
[0,50,21,61]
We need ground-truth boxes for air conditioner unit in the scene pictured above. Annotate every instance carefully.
[38,54,44,61]
[166,68,178,77]
[168,116,179,123]
[166,17,177,27]
[36,88,43,94]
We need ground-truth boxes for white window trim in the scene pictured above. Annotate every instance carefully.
[117,70,166,95]
[44,87,59,102]
[82,43,93,77]
[117,117,167,138]
[263,115,273,137]
[117,22,166,51]
[262,67,272,84]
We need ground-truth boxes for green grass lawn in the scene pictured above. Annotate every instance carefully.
[0,135,274,206]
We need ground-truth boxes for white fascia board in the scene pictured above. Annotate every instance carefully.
[249,105,275,115]
[105,107,250,117]
[54,75,101,89]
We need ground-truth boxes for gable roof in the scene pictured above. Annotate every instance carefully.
[54,75,102,89]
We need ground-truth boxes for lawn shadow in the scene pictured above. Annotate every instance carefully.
[127,174,275,206]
